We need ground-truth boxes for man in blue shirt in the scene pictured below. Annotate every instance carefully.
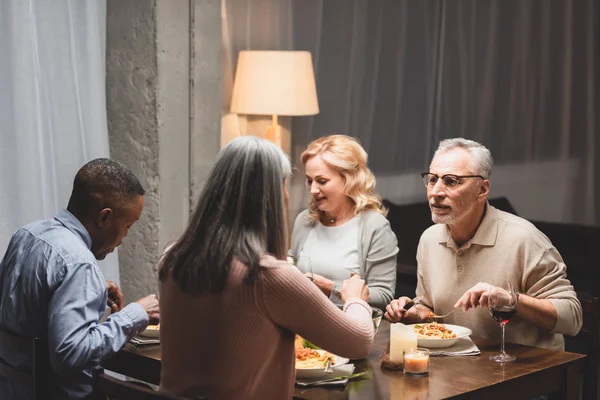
[0,158,160,399]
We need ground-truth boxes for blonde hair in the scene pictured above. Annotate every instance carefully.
[301,134,387,222]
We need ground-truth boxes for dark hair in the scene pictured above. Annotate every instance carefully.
[158,136,291,295]
[67,158,145,215]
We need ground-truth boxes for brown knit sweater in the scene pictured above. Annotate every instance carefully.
[158,255,374,399]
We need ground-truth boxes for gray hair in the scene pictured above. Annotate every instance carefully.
[159,135,291,294]
[434,138,493,178]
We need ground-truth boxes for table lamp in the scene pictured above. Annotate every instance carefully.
[230,50,319,149]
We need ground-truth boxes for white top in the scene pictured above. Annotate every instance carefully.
[300,216,360,284]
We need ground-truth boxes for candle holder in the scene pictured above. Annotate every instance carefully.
[403,347,430,376]
[380,349,404,371]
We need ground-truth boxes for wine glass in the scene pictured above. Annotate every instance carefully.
[293,255,313,281]
[488,281,518,362]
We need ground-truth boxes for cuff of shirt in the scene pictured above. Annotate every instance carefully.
[329,282,343,303]
[343,298,371,314]
[548,298,580,336]
[121,302,150,333]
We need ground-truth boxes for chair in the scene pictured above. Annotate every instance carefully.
[0,329,49,400]
[92,367,203,400]
[565,295,600,400]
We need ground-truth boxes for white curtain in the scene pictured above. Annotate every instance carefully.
[0,0,120,283]
[223,0,598,226]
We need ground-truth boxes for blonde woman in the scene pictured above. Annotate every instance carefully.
[290,134,399,309]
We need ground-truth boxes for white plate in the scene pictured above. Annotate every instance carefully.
[407,324,472,349]
[295,350,350,379]
[138,325,160,338]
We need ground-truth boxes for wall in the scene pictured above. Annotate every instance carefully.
[106,0,221,302]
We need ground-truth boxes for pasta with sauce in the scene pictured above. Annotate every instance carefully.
[413,322,457,339]
[295,347,335,369]
[294,335,335,369]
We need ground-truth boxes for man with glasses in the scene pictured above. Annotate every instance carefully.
[385,138,582,352]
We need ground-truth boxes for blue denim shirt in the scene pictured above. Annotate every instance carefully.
[0,209,149,399]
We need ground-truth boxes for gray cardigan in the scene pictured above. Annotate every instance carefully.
[289,209,399,310]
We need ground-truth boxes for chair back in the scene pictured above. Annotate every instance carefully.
[92,367,202,400]
[578,296,599,400]
[565,295,599,400]
[0,329,49,400]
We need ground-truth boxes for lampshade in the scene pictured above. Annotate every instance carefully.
[231,50,319,116]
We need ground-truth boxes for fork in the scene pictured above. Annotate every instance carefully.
[428,308,457,319]
[295,371,369,387]
[323,359,334,373]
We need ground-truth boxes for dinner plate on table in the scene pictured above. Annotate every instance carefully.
[138,324,160,339]
[295,350,350,379]
[407,324,472,349]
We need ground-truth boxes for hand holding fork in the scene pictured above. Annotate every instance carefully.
[426,308,456,320]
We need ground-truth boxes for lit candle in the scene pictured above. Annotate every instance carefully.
[389,323,417,363]
[403,348,430,375]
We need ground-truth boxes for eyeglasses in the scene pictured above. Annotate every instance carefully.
[421,172,486,189]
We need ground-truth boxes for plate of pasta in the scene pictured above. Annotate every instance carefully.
[408,323,472,348]
[295,336,349,379]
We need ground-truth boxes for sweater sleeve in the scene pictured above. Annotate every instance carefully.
[260,260,374,360]
[289,210,310,257]
[524,247,582,336]
[363,218,399,310]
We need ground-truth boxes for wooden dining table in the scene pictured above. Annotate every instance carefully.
[102,321,586,399]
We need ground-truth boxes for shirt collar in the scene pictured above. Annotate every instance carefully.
[55,209,93,250]
[437,202,498,248]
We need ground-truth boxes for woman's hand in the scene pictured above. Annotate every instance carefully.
[341,275,369,303]
[307,273,335,296]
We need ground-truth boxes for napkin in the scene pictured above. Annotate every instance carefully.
[129,335,160,346]
[429,337,480,356]
[295,363,355,387]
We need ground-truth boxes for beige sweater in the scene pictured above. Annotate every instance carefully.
[416,204,582,350]
[158,255,374,399]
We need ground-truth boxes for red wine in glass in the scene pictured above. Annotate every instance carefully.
[490,307,517,325]
[488,282,517,362]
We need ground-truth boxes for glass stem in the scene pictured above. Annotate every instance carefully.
[500,323,507,356]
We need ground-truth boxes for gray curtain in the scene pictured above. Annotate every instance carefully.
[224,0,598,226]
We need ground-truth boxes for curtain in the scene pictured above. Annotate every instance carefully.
[0,0,120,282]
[224,0,598,226]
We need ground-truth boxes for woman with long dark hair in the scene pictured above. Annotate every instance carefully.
[158,136,373,399]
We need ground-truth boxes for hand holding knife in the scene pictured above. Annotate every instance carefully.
[384,296,421,323]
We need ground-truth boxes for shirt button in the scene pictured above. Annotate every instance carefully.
[457,265,464,273]
[457,250,463,256]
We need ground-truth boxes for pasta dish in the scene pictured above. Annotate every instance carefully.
[295,347,335,369]
[295,335,336,369]
[413,322,457,339]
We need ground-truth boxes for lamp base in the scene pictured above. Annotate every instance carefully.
[265,123,282,148]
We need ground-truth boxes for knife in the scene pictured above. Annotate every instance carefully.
[403,296,421,312]
[295,371,370,387]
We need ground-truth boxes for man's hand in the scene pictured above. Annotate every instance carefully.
[136,294,160,324]
[454,282,491,311]
[385,296,412,323]
[106,280,124,314]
